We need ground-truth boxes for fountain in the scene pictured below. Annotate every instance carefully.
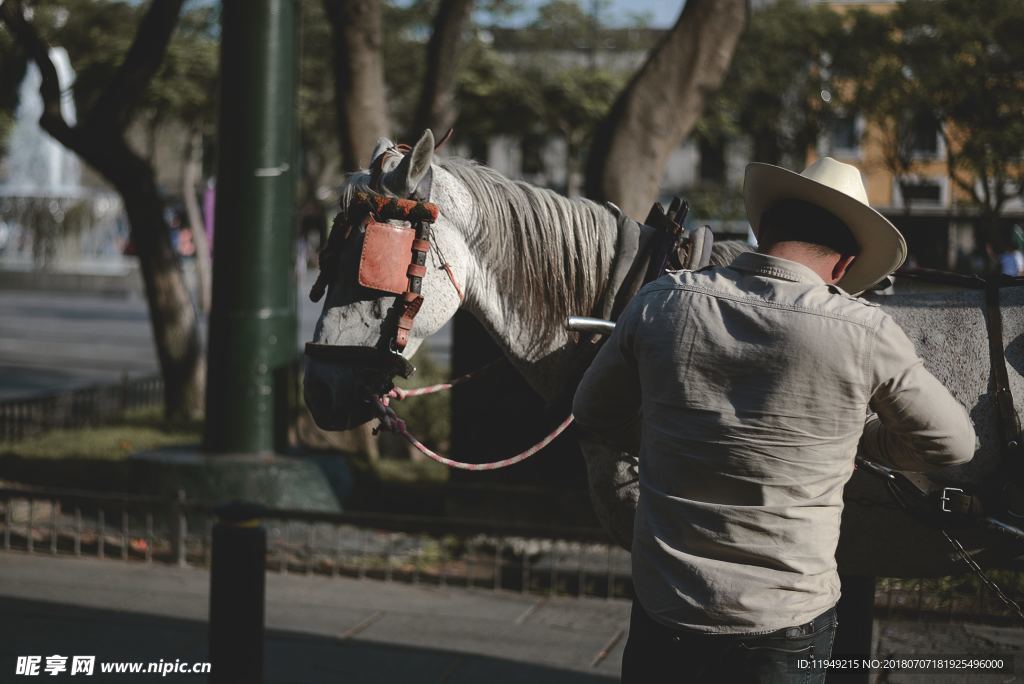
[0,47,125,273]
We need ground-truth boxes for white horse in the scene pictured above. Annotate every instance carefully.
[304,129,1024,578]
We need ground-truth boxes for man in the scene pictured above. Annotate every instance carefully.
[573,157,976,683]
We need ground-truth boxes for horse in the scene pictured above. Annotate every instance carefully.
[304,129,1024,580]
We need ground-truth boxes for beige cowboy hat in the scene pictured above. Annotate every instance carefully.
[744,157,907,294]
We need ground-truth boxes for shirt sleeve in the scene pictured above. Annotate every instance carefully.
[860,314,977,471]
[572,294,644,454]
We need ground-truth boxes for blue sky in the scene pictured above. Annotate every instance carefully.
[177,0,686,30]
[482,0,685,29]
[589,0,683,28]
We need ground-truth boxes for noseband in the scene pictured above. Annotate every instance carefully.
[305,145,462,379]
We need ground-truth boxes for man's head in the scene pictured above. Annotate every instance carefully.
[744,157,907,293]
[757,198,860,285]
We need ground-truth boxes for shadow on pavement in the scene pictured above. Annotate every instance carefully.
[1,596,617,683]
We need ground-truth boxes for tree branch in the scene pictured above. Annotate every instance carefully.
[323,0,389,170]
[86,0,186,133]
[584,0,748,217]
[0,0,76,146]
[940,124,984,208]
[408,0,474,140]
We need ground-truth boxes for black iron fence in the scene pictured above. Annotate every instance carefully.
[2,483,1024,623]
[0,375,163,443]
[0,484,634,600]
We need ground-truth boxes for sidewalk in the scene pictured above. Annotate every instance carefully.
[0,553,628,683]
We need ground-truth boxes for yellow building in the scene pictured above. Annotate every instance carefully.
[810,0,1022,270]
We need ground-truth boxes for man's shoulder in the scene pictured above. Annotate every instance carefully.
[825,284,883,309]
[638,267,887,328]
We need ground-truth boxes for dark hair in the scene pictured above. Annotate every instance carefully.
[758,198,860,257]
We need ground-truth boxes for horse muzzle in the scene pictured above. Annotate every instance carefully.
[303,353,402,431]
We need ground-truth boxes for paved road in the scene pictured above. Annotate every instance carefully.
[0,271,452,400]
[0,553,627,683]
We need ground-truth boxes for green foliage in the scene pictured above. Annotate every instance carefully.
[836,0,1024,217]
[298,0,337,155]
[684,185,745,224]
[455,40,536,142]
[528,64,625,148]
[697,0,844,169]
[393,352,451,454]
[454,0,630,183]
[381,0,436,140]
[25,0,218,133]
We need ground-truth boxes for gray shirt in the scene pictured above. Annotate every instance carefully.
[572,251,976,634]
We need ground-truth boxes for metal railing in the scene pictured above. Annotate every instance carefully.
[2,483,1023,620]
[0,484,634,600]
[0,375,163,443]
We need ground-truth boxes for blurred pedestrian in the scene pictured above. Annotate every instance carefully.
[997,225,1024,277]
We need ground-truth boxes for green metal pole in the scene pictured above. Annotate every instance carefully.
[205,0,298,454]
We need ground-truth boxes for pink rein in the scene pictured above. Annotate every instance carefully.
[371,361,574,471]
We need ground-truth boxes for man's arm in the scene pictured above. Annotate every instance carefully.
[572,296,646,549]
[860,315,976,471]
[572,296,644,453]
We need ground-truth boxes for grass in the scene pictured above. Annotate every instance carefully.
[1,404,449,487]
[1,406,201,460]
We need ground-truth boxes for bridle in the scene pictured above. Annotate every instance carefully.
[305,142,463,380]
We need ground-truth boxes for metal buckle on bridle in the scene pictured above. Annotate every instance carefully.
[939,486,965,514]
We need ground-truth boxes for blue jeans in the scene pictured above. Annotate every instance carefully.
[621,600,837,683]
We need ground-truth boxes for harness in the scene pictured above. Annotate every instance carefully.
[862,269,1024,525]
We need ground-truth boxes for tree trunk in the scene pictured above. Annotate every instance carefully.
[183,127,212,314]
[407,0,474,141]
[104,138,205,421]
[323,0,389,171]
[1,0,204,421]
[584,0,748,219]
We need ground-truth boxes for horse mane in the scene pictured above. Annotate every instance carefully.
[439,158,617,345]
[322,156,753,344]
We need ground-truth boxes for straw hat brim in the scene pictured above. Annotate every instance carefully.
[744,163,907,294]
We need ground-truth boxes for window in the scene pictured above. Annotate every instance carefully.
[829,114,860,156]
[896,176,946,207]
[909,114,940,157]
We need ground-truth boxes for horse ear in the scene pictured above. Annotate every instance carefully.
[384,129,434,196]
[369,137,393,167]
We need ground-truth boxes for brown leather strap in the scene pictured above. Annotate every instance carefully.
[395,293,424,350]
[986,282,1021,444]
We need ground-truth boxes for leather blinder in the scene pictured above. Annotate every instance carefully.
[358,220,416,294]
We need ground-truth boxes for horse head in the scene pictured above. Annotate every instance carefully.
[304,129,472,430]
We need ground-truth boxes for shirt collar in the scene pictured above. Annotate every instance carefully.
[730,251,826,286]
